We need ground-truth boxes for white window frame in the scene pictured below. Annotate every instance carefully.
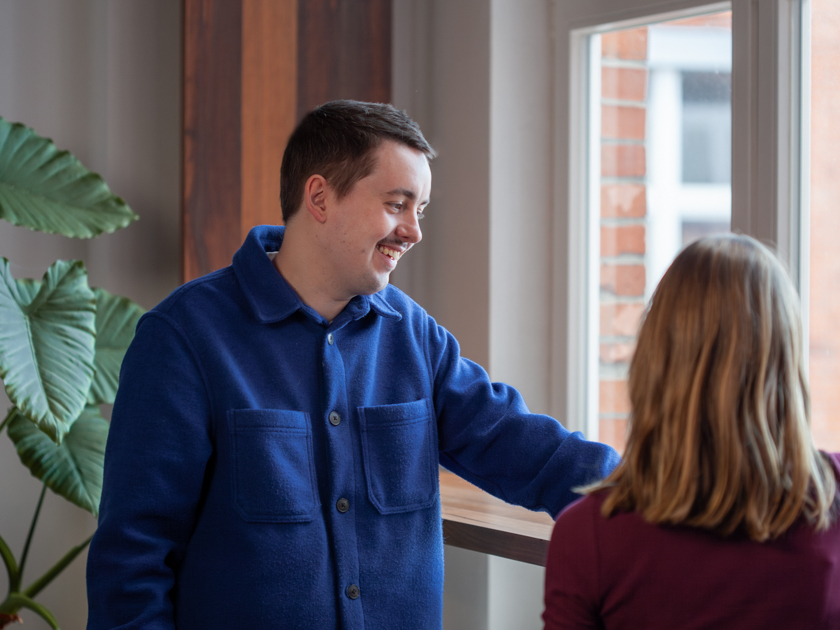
[551,0,809,438]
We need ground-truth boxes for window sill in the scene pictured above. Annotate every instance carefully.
[439,470,556,567]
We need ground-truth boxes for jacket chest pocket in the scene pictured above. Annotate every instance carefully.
[229,409,319,522]
[358,399,438,514]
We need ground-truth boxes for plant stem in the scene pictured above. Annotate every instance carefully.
[0,535,19,595]
[1,593,58,629]
[24,533,93,600]
[18,484,46,586]
[0,409,14,435]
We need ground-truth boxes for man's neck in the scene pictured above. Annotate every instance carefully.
[273,226,349,323]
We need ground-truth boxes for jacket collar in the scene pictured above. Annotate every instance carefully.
[233,225,402,324]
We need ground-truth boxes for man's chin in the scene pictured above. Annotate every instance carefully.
[371,277,390,294]
[353,274,391,297]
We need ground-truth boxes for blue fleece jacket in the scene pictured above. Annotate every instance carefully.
[86,225,619,629]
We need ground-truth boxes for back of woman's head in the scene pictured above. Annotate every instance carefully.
[598,234,837,540]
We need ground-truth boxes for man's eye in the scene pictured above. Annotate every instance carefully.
[417,210,425,221]
[389,202,404,211]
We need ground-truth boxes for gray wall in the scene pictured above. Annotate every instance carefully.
[392,1,556,628]
[0,1,181,627]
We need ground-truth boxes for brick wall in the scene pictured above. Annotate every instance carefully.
[598,27,649,454]
[808,0,840,450]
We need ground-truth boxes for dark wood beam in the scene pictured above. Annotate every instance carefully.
[297,0,392,116]
[182,0,243,281]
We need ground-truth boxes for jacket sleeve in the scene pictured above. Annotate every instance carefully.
[86,313,214,630]
[428,318,620,516]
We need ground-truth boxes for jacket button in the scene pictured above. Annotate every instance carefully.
[329,411,341,426]
[346,584,360,600]
[327,333,334,345]
[336,498,349,513]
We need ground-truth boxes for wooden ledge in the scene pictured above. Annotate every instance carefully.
[439,470,556,567]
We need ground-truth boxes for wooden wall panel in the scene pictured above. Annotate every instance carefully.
[183,0,391,282]
[241,0,297,237]
[297,0,391,116]
[182,0,243,281]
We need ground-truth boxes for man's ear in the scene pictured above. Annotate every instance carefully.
[303,174,329,224]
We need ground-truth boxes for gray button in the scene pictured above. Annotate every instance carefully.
[327,333,334,345]
[329,411,341,426]
[346,584,360,600]
[336,498,349,513]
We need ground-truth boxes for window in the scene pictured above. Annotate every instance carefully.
[555,0,808,451]
[580,10,734,453]
[682,70,732,185]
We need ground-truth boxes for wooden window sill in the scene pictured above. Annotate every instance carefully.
[439,470,556,567]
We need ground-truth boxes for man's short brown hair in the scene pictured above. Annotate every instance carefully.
[279,100,436,222]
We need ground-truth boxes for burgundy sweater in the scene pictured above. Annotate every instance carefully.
[543,453,840,630]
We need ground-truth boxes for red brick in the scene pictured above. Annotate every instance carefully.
[811,349,840,450]
[600,342,635,364]
[665,12,732,29]
[601,184,646,218]
[601,144,646,178]
[601,67,648,102]
[600,302,646,337]
[601,264,645,297]
[599,380,631,415]
[602,105,645,141]
[601,27,648,61]
[601,224,645,257]
[599,417,629,455]
[808,0,840,450]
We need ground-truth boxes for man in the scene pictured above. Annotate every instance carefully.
[86,100,619,629]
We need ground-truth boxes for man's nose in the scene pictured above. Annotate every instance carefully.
[396,212,422,244]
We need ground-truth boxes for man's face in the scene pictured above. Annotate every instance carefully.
[321,140,431,300]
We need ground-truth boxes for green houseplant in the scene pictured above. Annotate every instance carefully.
[0,116,145,629]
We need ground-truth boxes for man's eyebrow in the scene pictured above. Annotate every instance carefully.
[385,188,430,206]
[386,187,417,200]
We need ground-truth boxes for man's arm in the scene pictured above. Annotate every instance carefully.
[428,318,619,517]
[86,314,213,630]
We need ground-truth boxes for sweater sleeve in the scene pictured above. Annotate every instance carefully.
[428,317,620,516]
[543,497,604,630]
[86,313,214,630]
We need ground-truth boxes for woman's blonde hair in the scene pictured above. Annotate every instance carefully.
[592,234,837,541]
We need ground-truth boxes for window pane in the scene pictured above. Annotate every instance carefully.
[595,12,733,454]
[682,71,732,183]
[808,0,840,451]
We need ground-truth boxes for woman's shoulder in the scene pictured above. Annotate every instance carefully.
[825,451,840,475]
[553,489,615,532]
[553,489,690,544]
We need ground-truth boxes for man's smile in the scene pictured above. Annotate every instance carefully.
[376,243,405,262]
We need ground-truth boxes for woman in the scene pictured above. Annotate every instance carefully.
[543,235,840,629]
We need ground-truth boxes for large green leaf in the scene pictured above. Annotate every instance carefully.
[88,288,145,405]
[13,278,41,305]
[12,284,144,407]
[0,117,138,238]
[8,406,108,517]
[0,259,96,443]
